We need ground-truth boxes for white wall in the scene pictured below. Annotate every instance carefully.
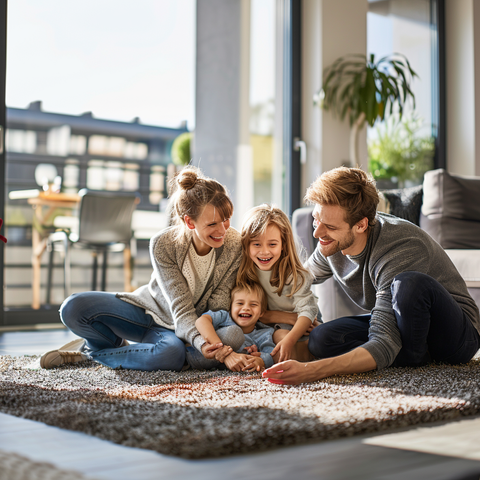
[301,0,368,200]
[474,0,480,175]
[445,0,476,176]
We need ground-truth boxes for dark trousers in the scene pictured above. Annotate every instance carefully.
[308,272,480,367]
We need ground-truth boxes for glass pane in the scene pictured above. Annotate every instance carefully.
[4,0,195,312]
[367,0,435,188]
[249,0,285,209]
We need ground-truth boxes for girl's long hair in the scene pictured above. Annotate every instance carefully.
[237,204,309,297]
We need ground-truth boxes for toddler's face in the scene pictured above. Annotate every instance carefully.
[231,290,263,332]
[249,224,282,271]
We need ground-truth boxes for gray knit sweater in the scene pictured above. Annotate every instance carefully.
[117,226,242,352]
[306,213,480,370]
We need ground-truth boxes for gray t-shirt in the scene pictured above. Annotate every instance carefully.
[306,212,480,370]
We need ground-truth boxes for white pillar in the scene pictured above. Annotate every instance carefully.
[301,0,368,199]
[194,0,252,228]
[446,0,475,176]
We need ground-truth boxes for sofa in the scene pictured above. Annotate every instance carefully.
[293,168,480,321]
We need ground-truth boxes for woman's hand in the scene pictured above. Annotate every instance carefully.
[223,352,255,372]
[214,345,233,362]
[201,342,224,360]
[271,337,295,363]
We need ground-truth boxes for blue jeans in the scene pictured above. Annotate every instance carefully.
[60,292,186,371]
[309,272,480,367]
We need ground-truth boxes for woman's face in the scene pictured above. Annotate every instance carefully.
[185,204,231,255]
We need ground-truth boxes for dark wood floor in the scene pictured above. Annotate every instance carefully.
[1,328,480,480]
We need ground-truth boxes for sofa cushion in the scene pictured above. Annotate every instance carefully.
[444,249,480,286]
[381,185,423,226]
[420,169,480,249]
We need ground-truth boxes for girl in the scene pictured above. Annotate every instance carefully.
[237,204,319,363]
[40,166,243,371]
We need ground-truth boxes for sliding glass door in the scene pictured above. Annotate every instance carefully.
[1,0,195,325]
[0,0,302,327]
[0,0,6,326]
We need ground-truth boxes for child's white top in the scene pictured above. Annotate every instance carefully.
[182,243,216,304]
[256,268,319,322]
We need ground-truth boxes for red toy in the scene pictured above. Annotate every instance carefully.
[0,218,7,243]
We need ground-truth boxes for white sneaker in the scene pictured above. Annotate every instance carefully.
[40,337,88,369]
[58,337,86,352]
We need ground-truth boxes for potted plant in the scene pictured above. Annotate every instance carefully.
[368,113,434,188]
[171,132,193,166]
[314,53,417,165]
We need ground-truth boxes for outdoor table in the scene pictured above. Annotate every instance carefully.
[9,189,80,309]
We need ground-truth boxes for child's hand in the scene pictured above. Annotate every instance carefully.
[305,319,320,334]
[201,342,224,359]
[242,356,265,373]
[271,337,295,363]
[214,345,233,362]
[223,352,251,372]
[243,344,258,354]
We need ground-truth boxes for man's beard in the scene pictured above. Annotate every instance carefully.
[319,230,355,257]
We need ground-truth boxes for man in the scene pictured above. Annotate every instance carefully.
[263,167,480,385]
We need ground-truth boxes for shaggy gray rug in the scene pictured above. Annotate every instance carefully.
[1,355,480,459]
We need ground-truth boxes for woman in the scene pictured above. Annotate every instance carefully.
[40,166,243,371]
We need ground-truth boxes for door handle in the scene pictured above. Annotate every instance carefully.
[294,137,306,164]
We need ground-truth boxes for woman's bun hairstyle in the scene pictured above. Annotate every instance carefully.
[176,168,199,191]
[167,166,234,231]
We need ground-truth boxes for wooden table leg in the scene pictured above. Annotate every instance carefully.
[31,226,46,309]
[31,206,51,309]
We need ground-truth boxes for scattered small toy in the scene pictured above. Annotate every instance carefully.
[0,218,7,243]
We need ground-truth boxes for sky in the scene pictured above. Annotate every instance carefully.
[6,0,196,129]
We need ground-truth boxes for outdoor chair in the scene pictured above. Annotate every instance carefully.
[45,189,139,304]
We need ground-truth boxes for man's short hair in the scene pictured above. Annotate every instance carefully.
[305,167,380,230]
[231,283,268,314]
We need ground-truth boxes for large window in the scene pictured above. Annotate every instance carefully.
[4,0,195,314]
[0,0,303,323]
[367,0,442,188]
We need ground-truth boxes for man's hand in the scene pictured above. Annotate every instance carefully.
[262,360,318,385]
[201,342,224,360]
[214,345,233,362]
[262,348,378,385]
[271,337,295,363]
[242,356,266,373]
